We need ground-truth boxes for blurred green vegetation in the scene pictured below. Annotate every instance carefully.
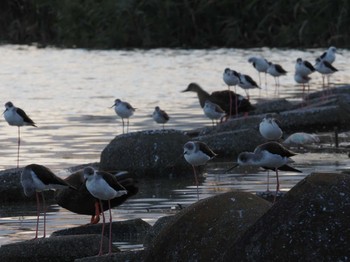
[0,0,349,49]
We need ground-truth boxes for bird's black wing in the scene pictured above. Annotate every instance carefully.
[198,142,217,158]
[28,164,75,188]
[17,108,36,126]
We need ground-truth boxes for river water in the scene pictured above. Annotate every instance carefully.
[0,45,349,247]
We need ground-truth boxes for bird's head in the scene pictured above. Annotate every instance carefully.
[83,166,95,181]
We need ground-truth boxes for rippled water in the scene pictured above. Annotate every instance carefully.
[0,45,350,246]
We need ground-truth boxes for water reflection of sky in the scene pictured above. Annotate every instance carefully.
[0,45,349,246]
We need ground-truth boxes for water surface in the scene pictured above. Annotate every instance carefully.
[0,45,349,246]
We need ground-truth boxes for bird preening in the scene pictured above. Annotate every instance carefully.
[21,164,76,239]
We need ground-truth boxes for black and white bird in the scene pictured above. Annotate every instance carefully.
[294,73,312,99]
[223,68,240,117]
[235,142,301,200]
[259,115,283,141]
[21,164,76,239]
[183,141,216,198]
[295,58,315,77]
[55,169,138,225]
[237,72,260,100]
[248,56,270,87]
[314,57,338,88]
[319,46,337,64]
[152,106,170,129]
[203,100,226,126]
[84,166,128,256]
[267,62,287,95]
[111,99,135,134]
[3,101,37,168]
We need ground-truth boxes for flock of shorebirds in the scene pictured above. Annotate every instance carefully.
[2,46,337,256]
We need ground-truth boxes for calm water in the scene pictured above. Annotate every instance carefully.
[0,45,350,246]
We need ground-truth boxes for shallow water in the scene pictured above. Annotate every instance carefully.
[0,45,350,247]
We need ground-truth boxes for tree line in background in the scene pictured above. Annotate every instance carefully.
[0,0,349,49]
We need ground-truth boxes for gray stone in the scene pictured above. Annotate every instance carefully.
[143,215,175,248]
[99,129,193,177]
[253,98,295,115]
[143,191,271,262]
[0,234,111,262]
[51,218,151,243]
[76,250,145,262]
[223,172,350,261]
[197,128,265,159]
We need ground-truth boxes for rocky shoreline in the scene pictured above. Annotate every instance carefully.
[1,86,350,261]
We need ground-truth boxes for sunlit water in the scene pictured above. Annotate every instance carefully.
[0,45,350,247]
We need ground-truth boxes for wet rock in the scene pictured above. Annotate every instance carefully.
[51,218,151,243]
[279,94,350,133]
[198,128,265,159]
[143,215,175,248]
[99,129,193,177]
[76,250,145,262]
[0,234,110,262]
[143,191,271,262]
[253,98,295,115]
[223,172,350,261]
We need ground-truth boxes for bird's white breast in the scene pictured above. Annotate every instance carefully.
[184,150,210,166]
[4,109,24,126]
[86,175,127,200]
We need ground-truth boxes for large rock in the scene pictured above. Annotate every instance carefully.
[223,172,350,261]
[143,191,271,262]
[197,128,265,159]
[99,129,194,177]
[0,235,111,262]
[51,218,151,243]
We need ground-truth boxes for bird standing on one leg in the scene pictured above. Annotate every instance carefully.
[83,166,128,256]
[21,164,76,239]
[183,141,216,199]
[3,101,37,168]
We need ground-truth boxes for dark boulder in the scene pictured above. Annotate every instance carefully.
[0,234,111,262]
[99,129,194,177]
[223,172,350,261]
[144,191,271,262]
[51,218,151,243]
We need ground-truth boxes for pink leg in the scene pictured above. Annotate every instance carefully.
[228,86,232,118]
[98,200,105,256]
[42,193,46,238]
[90,201,100,224]
[108,200,113,255]
[17,127,20,168]
[266,170,270,192]
[192,165,199,200]
[234,86,238,118]
[34,192,40,239]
